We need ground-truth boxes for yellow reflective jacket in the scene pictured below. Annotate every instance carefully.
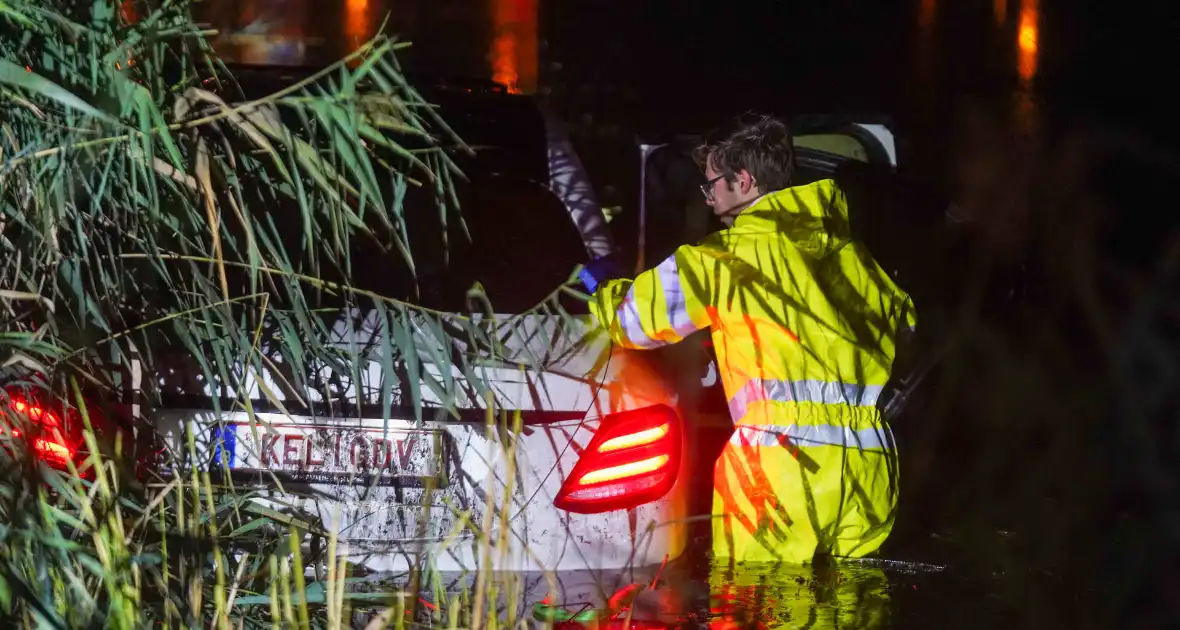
[590,178,916,562]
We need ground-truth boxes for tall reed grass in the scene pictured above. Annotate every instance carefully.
[0,1,587,627]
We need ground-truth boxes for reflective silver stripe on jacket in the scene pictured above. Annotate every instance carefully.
[618,293,662,348]
[729,423,895,450]
[655,256,699,338]
[729,378,883,420]
[616,255,698,347]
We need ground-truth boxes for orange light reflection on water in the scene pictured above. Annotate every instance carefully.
[346,0,371,50]
[1017,0,1039,83]
[918,0,936,29]
[490,0,537,94]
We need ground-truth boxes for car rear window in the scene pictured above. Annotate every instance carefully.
[131,81,591,319]
[234,164,591,317]
[368,91,592,314]
[382,171,592,314]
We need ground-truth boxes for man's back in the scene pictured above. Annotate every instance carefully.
[679,178,915,416]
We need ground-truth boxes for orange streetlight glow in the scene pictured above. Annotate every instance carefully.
[490,0,537,94]
[1017,0,1039,83]
[918,0,936,29]
[346,0,371,51]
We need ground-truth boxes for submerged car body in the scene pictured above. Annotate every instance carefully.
[149,69,702,591]
[2,66,918,605]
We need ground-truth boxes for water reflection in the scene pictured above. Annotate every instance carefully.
[917,0,936,29]
[199,0,536,93]
[490,0,538,93]
[634,559,907,629]
[701,561,893,629]
[1017,0,1039,84]
[203,0,312,65]
[913,0,937,94]
[345,0,373,51]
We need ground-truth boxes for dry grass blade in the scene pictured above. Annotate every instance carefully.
[0,289,54,313]
[196,137,231,302]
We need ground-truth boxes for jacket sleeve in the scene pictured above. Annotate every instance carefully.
[588,246,714,349]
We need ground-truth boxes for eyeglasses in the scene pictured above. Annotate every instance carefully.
[699,174,726,201]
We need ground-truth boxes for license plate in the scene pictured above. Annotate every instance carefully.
[214,421,446,487]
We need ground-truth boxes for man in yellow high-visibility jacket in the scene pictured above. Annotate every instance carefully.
[586,115,916,564]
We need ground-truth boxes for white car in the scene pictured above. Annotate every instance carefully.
[145,76,903,605]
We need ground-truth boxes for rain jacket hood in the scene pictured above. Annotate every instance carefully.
[733,180,854,258]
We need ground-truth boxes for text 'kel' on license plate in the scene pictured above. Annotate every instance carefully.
[215,421,447,487]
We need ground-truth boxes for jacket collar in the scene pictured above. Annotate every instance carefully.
[733,179,845,225]
[728,179,850,254]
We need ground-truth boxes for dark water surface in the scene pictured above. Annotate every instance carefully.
[205,1,1178,627]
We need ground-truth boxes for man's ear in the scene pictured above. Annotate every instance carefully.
[737,169,755,193]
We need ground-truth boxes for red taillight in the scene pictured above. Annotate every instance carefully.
[2,393,77,468]
[598,423,670,452]
[34,436,74,466]
[11,399,62,428]
[554,405,681,514]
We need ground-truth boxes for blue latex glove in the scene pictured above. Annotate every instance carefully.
[578,255,623,294]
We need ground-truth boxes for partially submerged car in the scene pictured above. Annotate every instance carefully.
[155,68,703,601]
[3,64,957,609]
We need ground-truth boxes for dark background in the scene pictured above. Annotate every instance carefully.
[205,1,1180,626]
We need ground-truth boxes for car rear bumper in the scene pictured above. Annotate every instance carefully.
[154,408,692,573]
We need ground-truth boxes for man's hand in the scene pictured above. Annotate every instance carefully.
[578,255,623,294]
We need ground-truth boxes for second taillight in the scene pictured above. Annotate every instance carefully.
[1,392,77,468]
[554,405,681,514]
